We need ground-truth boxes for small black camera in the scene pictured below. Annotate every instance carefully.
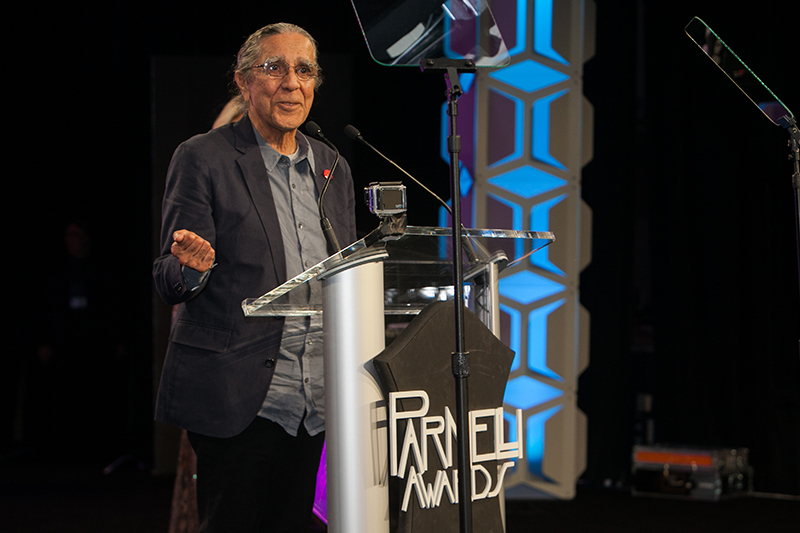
[364,182,407,217]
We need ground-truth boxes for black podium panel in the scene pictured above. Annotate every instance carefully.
[373,301,515,533]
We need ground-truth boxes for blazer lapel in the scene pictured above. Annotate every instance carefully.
[312,162,328,197]
[233,115,287,284]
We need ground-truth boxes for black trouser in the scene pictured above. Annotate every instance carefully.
[188,416,325,533]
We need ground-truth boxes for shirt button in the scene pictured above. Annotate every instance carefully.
[298,223,304,229]
[264,358,275,368]
[307,339,313,345]
[291,183,296,189]
[304,378,310,383]
[304,260,310,268]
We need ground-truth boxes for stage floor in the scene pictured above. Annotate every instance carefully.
[2,454,798,532]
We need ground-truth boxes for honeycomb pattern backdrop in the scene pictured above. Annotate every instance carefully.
[438,0,595,499]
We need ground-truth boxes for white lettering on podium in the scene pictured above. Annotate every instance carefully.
[389,391,524,512]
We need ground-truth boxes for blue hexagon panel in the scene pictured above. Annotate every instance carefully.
[528,299,566,381]
[499,270,565,305]
[534,0,569,65]
[532,89,569,170]
[489,165,567,199]
[530,194,567,276]
[489,59,569,93]
[526,405,563,479]
[504,375,563,411]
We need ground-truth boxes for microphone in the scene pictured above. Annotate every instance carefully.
[344,124,478,264]
[305,121,341,255]
[344,125,452,217]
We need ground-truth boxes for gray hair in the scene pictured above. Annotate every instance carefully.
[233,23,323,100]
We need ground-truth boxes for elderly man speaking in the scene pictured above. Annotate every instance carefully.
[153,22,356,532]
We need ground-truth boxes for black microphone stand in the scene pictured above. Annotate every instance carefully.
[305,121,342,255]
[777,115,800,354]
[421,57,477,533]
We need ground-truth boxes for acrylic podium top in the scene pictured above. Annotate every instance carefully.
[241,225,554,317]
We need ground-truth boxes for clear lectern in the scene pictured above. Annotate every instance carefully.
[242,226,554,533]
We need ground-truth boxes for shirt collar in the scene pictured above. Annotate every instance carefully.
[252,125,315,174]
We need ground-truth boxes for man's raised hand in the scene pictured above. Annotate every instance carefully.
[171,230,215,272]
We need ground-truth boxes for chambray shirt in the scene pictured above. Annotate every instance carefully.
[254,129,329,437]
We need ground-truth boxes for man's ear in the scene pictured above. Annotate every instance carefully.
[234,71,249,103]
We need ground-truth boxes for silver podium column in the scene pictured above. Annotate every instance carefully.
[322,258,389,533]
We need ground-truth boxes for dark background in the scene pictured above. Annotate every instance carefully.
[6,0,799,499]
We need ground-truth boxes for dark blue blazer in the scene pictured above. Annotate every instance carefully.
[153,114,356,438]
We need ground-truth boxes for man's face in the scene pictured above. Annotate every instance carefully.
[237,33,316,146]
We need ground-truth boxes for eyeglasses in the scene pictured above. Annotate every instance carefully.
[251,61,320,81]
